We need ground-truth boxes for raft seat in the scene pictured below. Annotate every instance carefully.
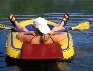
[21,42,63,60]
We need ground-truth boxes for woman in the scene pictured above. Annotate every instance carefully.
[9,13,69,44]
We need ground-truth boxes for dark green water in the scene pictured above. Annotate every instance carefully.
[0,0,93,71]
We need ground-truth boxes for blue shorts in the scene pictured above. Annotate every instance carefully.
[25,24,54,31]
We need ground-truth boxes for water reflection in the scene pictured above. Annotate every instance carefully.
[7,61,70,71]
[13,63,59,71]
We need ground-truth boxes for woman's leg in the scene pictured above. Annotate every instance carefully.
[9,13,69,33]
[50,13,69,34]
[9,13,28,32]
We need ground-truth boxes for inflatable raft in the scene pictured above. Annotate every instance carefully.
[5,19,75,61]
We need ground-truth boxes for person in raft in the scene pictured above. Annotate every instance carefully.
[8,13,69,44]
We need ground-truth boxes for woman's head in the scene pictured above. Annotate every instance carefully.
[33,17,50,34]
[33,17,50,43]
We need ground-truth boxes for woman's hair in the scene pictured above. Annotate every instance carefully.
[41,34,49,43]
[36,28,49,43]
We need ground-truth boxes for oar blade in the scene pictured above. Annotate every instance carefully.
[71,22,89,30]
[0,24,11,30]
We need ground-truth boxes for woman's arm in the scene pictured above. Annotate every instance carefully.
[16,31,35,42]
[23,31,35,35]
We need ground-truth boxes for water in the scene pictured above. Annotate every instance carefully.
[0,0,93,71]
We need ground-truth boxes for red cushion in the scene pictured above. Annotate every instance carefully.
[21,42,63,60]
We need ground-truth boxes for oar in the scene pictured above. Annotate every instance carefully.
[0,24,11,30]
[71,22,89,30]
[55,22,89,32]
[0,21,89,32]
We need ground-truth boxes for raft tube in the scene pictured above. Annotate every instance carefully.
[5,19,75,61]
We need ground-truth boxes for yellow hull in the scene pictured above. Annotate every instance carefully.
[6,19,75,60]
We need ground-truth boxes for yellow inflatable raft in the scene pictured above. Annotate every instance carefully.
[5,19,75,61]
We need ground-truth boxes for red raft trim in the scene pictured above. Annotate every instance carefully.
[21,42,63,60]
